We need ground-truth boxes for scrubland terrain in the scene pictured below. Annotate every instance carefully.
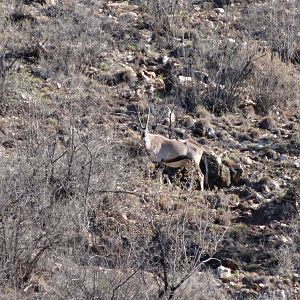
[0,0,299,299]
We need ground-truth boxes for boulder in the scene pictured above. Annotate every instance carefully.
[258,117,274,130]
[230,163,244,185]
[219,164,231,188]
[202,151,231,189]
[202,152,244,189]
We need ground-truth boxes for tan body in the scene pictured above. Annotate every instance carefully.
[143,131,205,190]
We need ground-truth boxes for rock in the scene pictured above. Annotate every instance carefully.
[218,266,232,280]
[178,75,193,84]
[2,140,15,149]
[294,159,300,168]
[219,164,231,187]
[293,273,300,283]
[160,107,176,126]
[203,151,222,189]
[222,155,244,186]
[0,145,5,159]
[31,67,51,80]
[241,156,253,166]
[101,67,137,86]
[203,151,231,189]
[193,119,216,139]
[258,117,274,130]
[215,8,225,14]
[241,192,299,225]
[207,127,216,138]
[230,163,244,185]
[264,149,278,160]
[254,177,280,193]
[182,115,195,129]
[193,119,209,137]
[279,154,288,161]
[278,235,292,244]
[160,55,169,64]
[222,258,239,270]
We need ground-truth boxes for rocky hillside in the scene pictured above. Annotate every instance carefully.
[0,0,299,299]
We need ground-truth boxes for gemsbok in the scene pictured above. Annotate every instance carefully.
[137,108,205,191]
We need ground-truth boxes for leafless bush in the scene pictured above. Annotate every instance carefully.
[200,44,257,114]
[1,122,229,299]
[0,50,18,113]
[0,105,138,296]
[142,0,192,48]
[0,153,60,289]
[167,37,259,115]
[125,192,227,299]
[35,5,112,78]
[167,35,298,116]
[241,0,300,64]
[273,216,300,299]
[250,54,298,115]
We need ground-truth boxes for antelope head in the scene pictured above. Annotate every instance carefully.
[137,106,151,141]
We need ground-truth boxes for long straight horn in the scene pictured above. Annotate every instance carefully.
[137,108,145,130]
[146,106,150,130]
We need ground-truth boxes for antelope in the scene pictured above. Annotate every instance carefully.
[137,109,205,191]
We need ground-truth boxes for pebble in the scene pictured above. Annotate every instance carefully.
[218,266,232,280]
[215,8,225,14]
[0,145,5,159]
[294,159,300,168]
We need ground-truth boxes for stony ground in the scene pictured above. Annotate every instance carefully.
[0,1,299,299]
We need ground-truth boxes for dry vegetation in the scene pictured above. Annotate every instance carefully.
[0,0,299,299]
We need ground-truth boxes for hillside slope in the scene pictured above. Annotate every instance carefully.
[0,1,299,299]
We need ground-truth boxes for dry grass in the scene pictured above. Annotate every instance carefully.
[0,0,300,299]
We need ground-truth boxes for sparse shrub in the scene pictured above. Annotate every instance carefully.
[143,0,192,48]
[250,55,298,115]
[275,212,300,293]
[181,114,195,129]
[139,195,227,299]
[200,44,257,114]
[227,223,250,242]
[193,118,210,137]
[169,37,261,115]
[0,116,140,296]
[195,105,211,119]
[242,0,300,65]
